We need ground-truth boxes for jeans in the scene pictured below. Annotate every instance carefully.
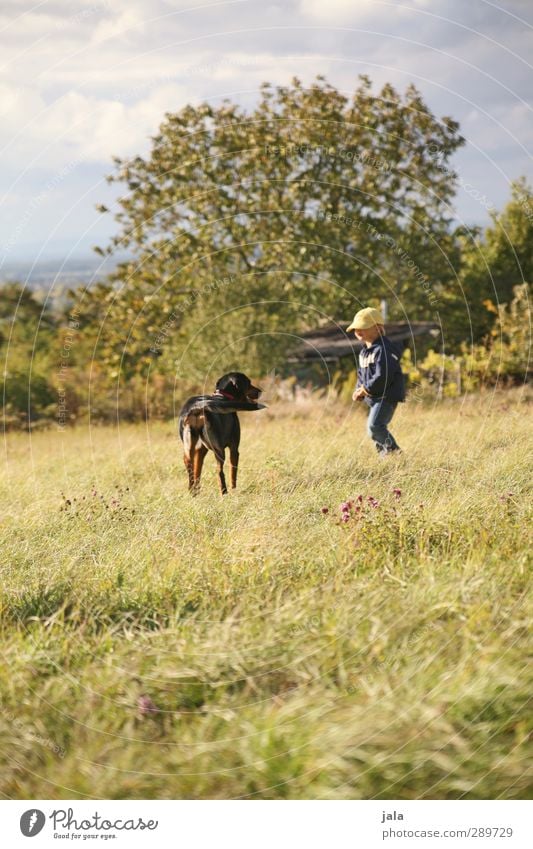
[366,399,400,453]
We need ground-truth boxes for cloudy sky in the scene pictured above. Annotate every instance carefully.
[1,0,532,263]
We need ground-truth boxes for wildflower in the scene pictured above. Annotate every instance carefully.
[321,506,329,514]
[356,494,363,503]
[340,502,351,513]
[138,695,159,716]
[392,488,402,499]
[341,513,350,523]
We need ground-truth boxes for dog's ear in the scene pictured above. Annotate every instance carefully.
[226,373,247,396]
[215,373,232,392]
[232,372,251,393]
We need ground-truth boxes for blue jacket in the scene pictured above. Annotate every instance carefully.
[356,335,406,403]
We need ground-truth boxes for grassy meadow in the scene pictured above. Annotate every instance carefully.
[1,388,532,799]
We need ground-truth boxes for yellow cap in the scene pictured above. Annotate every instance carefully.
[346,307,384,331]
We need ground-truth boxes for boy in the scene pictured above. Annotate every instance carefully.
[348,307,405,455]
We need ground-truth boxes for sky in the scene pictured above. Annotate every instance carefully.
[1,0,532,264]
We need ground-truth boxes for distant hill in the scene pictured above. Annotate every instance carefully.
[0,254,130,290]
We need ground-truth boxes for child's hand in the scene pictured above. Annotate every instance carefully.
[352,387,364,401]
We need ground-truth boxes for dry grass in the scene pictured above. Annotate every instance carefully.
[1,388,532,799]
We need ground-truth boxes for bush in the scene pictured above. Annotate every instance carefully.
[1,369,56,429]
[403,284,531,397]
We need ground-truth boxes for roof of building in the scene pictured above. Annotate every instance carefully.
[289,320,440,362]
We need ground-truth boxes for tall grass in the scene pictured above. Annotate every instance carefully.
[1,389,531,799]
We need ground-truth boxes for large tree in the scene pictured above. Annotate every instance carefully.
[88,75,464,380]
[447,178,533,344]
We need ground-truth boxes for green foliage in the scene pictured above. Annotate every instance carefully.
[5,89,533,429]
[0,283,57,428]
[450,178,533,343]
[403,284,531,395]
[1,369,56,426]
[86,75,463,380]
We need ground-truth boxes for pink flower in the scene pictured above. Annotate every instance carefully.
[392,488,402,499]
[321,506,329,514]
[340,502,351,513]
[356,495,363,503]
[138,695,159,716]
[341,513,350,523]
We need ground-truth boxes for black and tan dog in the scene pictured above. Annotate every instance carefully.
[178,372,265,495]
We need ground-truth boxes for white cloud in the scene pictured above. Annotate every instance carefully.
[298,0,431,25]
[299,0,375,23]
[90,7,146,45]
[0,0,532,257]
[0,83,190,171]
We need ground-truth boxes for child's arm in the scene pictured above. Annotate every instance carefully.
[352,363,369,400]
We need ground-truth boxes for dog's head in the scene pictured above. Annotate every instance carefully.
[214,372,262,403]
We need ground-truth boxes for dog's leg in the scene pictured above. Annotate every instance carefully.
[183,454,194,491]
[183,429,198,493]
[229,446,239,489]
[193,444,208,492]
[215,451,228,495]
